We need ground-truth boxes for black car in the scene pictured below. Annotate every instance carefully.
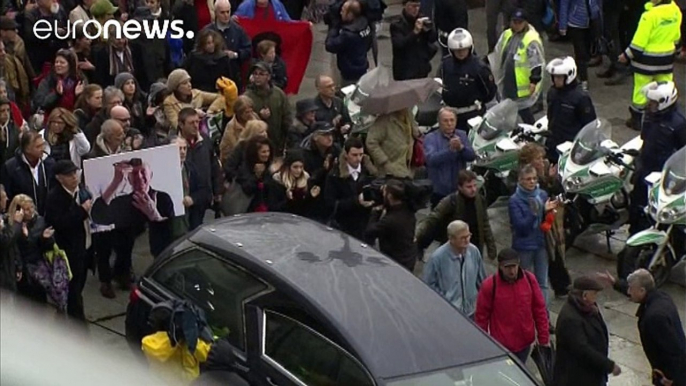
[125,213,541,386]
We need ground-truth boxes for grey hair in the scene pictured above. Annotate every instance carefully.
[101,119,122,137]
[103,86,125,105]
[519,163,537,179]
[627,269,655,292]
[438,107,459,121]
[447,220,469,238]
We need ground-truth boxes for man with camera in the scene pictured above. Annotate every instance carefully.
[390,0,438,81]
[364,180,418,271]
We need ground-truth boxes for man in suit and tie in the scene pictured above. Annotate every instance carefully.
[44,160,93,320]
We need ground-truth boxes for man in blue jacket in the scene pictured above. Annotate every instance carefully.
[234,0,293,21]
[423,107,475,208]
[325,0,373,86]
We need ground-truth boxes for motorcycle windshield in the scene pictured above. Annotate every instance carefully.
[477,99,519,141]
[662,146,686,196]
[570,119,610,166]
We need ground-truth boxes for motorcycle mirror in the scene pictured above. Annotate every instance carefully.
[623,149,640,157]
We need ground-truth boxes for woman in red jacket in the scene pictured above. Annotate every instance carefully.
[474,248,550,364]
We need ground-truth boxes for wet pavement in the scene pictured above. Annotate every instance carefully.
[76,3,685,386]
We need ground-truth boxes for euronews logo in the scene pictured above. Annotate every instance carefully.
[33,19,195,41]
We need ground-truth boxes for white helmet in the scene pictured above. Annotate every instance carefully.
[546,56,577,85]
[447,28,473,51]
[642,81,678,111]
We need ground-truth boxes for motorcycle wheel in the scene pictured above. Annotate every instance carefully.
[623,244,675,287]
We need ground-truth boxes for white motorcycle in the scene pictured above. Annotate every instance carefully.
[619,146,686,287]
[467,99,549,205]
[556,119,642,250]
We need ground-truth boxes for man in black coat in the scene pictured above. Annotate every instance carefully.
[553,276,622,386]
[627,269,686,386]
[44,160,92,320]
[364,179,417,271]
[390,0,438,80]
[323,136,377,240]
[433,0,468,56]
[324,0,373,86]
[178,108,222,230]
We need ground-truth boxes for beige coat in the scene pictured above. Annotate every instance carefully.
[218,113,259,163]
[365,109,418,178]
[162,89,225,129]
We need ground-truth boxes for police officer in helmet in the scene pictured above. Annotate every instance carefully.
[629,81,686,236]
[545,56,597,163]
[440,28,497,134]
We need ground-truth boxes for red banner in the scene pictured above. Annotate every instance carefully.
[237,18,313,95]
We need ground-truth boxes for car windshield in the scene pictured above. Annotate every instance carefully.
[386,357,538,386]
[570,119,611,166]
[662,146,686,196]
[477,99,519,141]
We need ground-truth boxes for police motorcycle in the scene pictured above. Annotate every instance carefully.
[556,119,642,250]
[467,99,549,205]
[620,146,686,287]
[341,67,444,135]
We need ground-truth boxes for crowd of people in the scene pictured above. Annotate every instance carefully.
[0,0,685,384]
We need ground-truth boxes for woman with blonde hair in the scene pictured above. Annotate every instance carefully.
[8,194,54,304]
[223,120,269,183]
[219,95,259,163]
[269,149,320,217]
[39,107,91,165]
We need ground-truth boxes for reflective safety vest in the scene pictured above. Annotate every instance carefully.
[501,28,543,98]
[626,1,682,75]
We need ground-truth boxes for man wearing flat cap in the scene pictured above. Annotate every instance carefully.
[553,275,622,386]
[288,98,319,148]
[475,248,549,364]
[44,160,93,320]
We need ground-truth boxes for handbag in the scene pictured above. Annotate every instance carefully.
[221,180,254,216]
[411,137,426,167]
[530,343,555,386]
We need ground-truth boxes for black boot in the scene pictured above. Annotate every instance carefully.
[626,107,643,131]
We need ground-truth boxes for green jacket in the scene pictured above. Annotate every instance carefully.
[244,85,293,154]
[365,110,417,178]
[416,192,497,260]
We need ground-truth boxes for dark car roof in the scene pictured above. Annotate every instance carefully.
[189,213,505,379]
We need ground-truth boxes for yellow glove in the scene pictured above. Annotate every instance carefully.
[216,77,238,116]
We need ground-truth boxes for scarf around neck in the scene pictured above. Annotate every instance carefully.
[109,46,134,77]
[515,183,544,228]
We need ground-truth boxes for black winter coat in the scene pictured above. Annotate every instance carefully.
[44,186,90,272]
[186,134,222,208]
[364,204,417,270]
[637,290,686,386]
[639,108,686,173]
[184,52,234,93]
[553,297,615,386]
[1,152,56,216]
[390,11,438,80]
[16,215,53,266]
[0,213,19,292]
[323,155,377,240]
[545,82,597,162]
[434,0,468,45]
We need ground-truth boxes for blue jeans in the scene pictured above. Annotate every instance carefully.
[518,248,549,306]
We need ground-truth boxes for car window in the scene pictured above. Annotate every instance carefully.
[152,249,268,351]
[263,311,374,386]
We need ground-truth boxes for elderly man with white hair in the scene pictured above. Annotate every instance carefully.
[423,220,486,318]
[204,0,252,90]
[627,269,686,386]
